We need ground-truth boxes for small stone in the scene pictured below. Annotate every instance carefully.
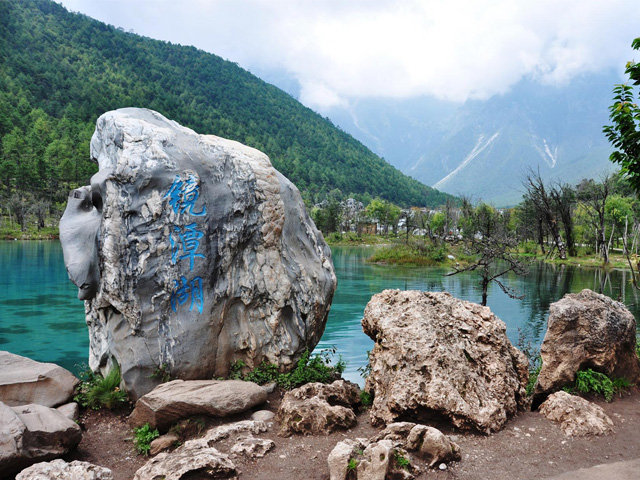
[439,463,447,470]
[149,434,179,456]
[250,410,275,422]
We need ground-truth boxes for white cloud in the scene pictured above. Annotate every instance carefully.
[59,0,640,109]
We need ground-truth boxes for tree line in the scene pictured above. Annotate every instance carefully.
[0,0,451,234]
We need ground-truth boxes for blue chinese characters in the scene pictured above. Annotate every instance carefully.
[165,174,206,314]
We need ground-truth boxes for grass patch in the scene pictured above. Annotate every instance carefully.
[133,423,160,456]
[563,368,632,402]
[74,363,128,410]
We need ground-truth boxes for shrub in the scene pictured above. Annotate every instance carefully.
[567,368,632,402]
[134,423,160,455]
[74,363,128,410]
[233,348,346,390]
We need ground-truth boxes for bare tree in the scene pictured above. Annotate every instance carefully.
[577,174,615,263]
[447,203,528,306]
[522,169,567,259]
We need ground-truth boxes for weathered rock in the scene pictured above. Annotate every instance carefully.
[539,391,615,437]
[229,435,275,458]
[250,410,275,422]
[129,379,267,430]
[133,445,237,480]
[276,380,361,436]
[149,434,179,456]
[328,439,364,480]
[16,459,113,480]
[372,422,461,467]
[59,108,336,400]
[362,290,529,433]
[0,351,79,408]
[533,289,640,405]
[0,402,83,477]
[188,420,268,448]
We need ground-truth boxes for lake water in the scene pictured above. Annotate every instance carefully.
[2,241,639,384]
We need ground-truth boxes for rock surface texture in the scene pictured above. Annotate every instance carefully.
[533,289,640,405]
[59,108,336,400]
[538,391,615,437]
[0,401,83,477]
[276,380,361,436]
[0,351,79,408]
[16,459,113,480]
[129,379,268,430]
[362,290,529,433]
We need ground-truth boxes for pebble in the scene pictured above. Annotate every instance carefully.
[439,463,447,470]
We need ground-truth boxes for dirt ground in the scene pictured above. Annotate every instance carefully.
[60,387,640,480]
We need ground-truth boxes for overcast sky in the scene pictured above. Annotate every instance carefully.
[58,0,640,110]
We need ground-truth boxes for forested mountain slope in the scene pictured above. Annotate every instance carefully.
[0,0,450,208]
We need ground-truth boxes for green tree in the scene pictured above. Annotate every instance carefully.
[604,37,640,192]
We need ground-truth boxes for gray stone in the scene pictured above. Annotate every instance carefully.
[362,290,529,433]
[250,410,275,422]
[276,380,361,436]
[129,379,268,430]
[0,352,79,408]
[187,420,268,448]
[59,108,336,400]
[0,402,83,478]
[16,459,113,480]
[533,289,640,405]
[133,445,236,480]
[55,403,79,421]
[327,439,363,480]
[539,391,615,437]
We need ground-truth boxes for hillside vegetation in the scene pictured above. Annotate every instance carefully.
[0,0,450,220]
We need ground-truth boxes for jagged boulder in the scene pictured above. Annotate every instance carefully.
[129,379,268,430]
[59,108,336,400]
[539,391,615,437]
[0,402,82,477]
[362,290,529,433]
[16,460,113,480]
[533,289,640,405]
[0,351,79,408]
[276,380,361,436]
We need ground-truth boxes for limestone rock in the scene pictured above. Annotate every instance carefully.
[229,435,275,458]
[59,108,336,400]
[16,459,113,480]
[0,351,79,408]
[276,380,361,436]
[149,434,179,456]
[362,290,528,433]
[328,439,364,480]
[129,379,267,430]
[533,289,640,405]
[250,410,275,422]
[0,402,82,477]
[539,391,614,437]
[188,420,268,448]
[133,445,236,480]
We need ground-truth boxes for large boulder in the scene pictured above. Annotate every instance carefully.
[0,351,79,408]
[539,391,615,437]
[0,402,82,477]
[362,290,529,433]
[129,379,268,430]
[59,108,336,400]
[533,289,640,405]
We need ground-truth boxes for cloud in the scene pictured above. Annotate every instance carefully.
[60,0,640,109]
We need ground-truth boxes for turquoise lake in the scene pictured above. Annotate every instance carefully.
[2,241,639,384]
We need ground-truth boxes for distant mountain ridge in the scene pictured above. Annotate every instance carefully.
[0,0,451,208]
[319,74,619,206]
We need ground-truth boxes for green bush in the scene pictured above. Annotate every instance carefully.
[133,423,160,456]
[74,363,128,410]
[566,368,632,402]
[232,348,346,390]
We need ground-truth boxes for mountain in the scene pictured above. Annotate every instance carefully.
[320,74,620,206]
[0,0,451,208]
